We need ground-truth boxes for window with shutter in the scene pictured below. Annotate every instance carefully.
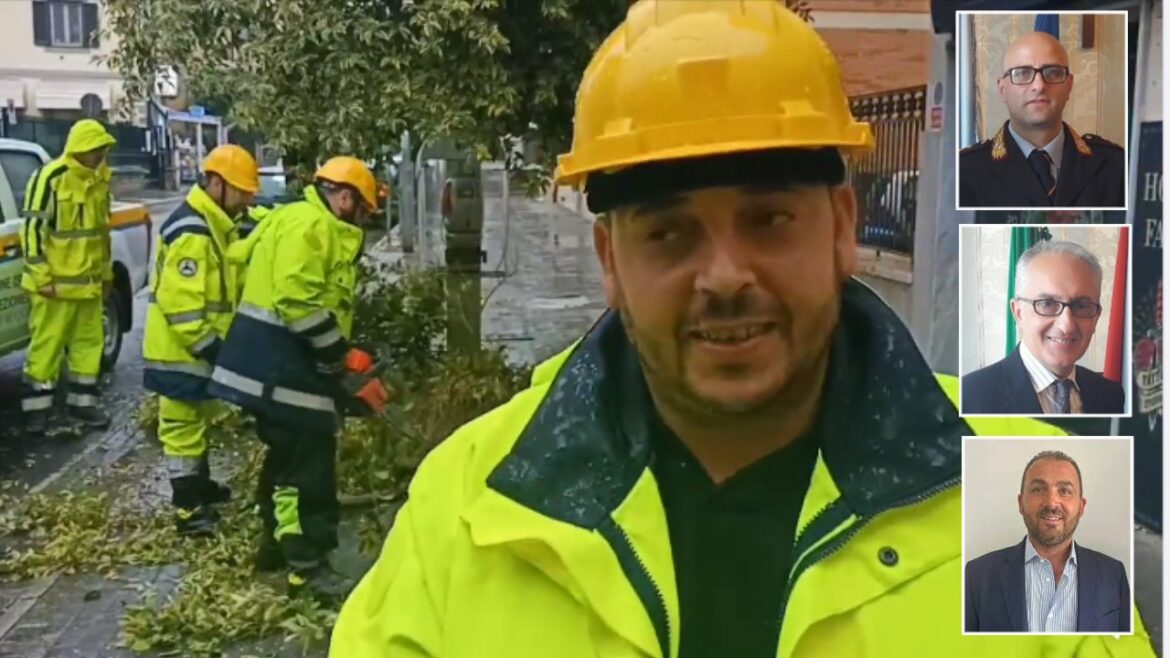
[33,1,96,49]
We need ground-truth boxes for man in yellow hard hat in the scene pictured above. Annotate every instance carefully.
[330,3,1154,657]
[18,119,117,434]
[209,156,389,600]
[143,144,260,536]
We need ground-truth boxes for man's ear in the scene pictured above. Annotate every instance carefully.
[593,216,620,309]
[830,184,858,282]
[1010,299,1024,324]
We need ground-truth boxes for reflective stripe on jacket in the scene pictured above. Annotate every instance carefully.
[208,186,364,433]
[330,282,1155,658]
[19,155,113,299]
[142,186,241,400]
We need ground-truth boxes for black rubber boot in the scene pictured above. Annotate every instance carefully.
[254,534,286,572]
[281,535,353,604]
[197,453,232,506]
[24,410,49,435]
[68,406,110,430]
[286,562,356,605]
[171,476,218,538]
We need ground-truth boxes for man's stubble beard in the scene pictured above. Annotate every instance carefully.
[618,289,842,427]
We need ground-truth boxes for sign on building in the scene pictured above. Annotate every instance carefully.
[154,66,179,99]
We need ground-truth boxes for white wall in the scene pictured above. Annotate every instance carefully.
[964,436,1134,590]
[0,1,119,74]
[0,0,123,114]
[960,224,1124,376]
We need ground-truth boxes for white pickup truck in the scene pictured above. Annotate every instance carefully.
[0,138,152,370]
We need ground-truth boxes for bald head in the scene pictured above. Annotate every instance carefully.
[997,31,1074,138]
[1003,31,1069,71]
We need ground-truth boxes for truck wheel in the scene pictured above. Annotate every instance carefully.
[101,287,125,373]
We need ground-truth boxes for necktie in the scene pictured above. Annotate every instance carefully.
[1027,150,1057,201]
[1052,379,1073,414]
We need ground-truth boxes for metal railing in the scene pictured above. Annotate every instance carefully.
[848,85,925,255]
[1,118,160,183]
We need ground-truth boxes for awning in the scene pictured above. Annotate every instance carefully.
[0,79,26,109]
[33,79,112,111]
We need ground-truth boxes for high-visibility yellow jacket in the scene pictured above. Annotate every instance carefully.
[19,121,116,299]
[142,185,241,400]
[330,283,1155,658]
[208,185,364,434]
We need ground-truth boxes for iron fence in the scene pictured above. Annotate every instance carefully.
[848,85,925,255]
[1,117,160,183]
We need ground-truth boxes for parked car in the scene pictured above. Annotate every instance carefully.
[254,164,297,208]
[0,138,153,370]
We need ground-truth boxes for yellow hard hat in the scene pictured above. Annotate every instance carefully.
[202,144,260,193]
[315,156,378,209]
[554,0,874,188]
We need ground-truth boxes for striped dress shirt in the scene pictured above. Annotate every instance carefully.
[1019,342,1083,414]
[1024,538,1079,633]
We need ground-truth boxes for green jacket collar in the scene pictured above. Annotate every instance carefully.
[186,185,237,244]
[58,155,110,184]
[487,279,974,527]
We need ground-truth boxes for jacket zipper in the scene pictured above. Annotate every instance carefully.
[777,476,961,631]
[598,516,671,658]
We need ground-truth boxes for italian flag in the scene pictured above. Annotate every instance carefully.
[1104,227,1129,382]
[1004,227,1048,354]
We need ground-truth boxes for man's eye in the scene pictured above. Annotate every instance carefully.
[753,212,792,228]
[646,229,676,242]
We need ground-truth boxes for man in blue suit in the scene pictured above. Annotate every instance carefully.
[962,240,1124,415]
[965,451,1131,633]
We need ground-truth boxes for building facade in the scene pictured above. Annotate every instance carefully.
[0,0,126,121]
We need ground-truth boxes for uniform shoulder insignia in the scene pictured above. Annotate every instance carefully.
[1082,134,1124,150]
[960,140,991,155]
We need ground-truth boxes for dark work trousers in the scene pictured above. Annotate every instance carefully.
[255,417,340,566]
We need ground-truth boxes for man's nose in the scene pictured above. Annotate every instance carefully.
[696,237,756,298]
[1054,306,1078,331]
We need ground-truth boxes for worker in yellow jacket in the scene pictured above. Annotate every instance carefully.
[209,157,389,601]
[19,119,117,434]
[329,3,1156,657]
[143,144,260,536]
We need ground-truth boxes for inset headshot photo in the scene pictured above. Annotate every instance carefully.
[959,224,1130,416]
[963,436,1134,635]
[956,11,1128,211]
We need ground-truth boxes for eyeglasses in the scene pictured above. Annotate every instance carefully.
[1016,297,1101,318]
[1002,66,1071,85]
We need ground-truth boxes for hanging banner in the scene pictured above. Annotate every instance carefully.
[1122,121,1162,531]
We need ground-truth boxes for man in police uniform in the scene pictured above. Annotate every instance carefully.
[959,31,1125,208]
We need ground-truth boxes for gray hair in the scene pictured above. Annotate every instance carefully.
[1015,240,1103,298]
[1020,450,1083,496]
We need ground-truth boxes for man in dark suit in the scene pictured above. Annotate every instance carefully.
[965,451,1131,633]
[963,240,1124,414]
[959,31,1125,208]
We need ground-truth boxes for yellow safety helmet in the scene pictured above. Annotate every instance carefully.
[315,156,378,210]
[202,144,260,193]
[554,0,874,188]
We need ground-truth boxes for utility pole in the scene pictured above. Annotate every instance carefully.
[441,154,485,357]
[399,131,416,253]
